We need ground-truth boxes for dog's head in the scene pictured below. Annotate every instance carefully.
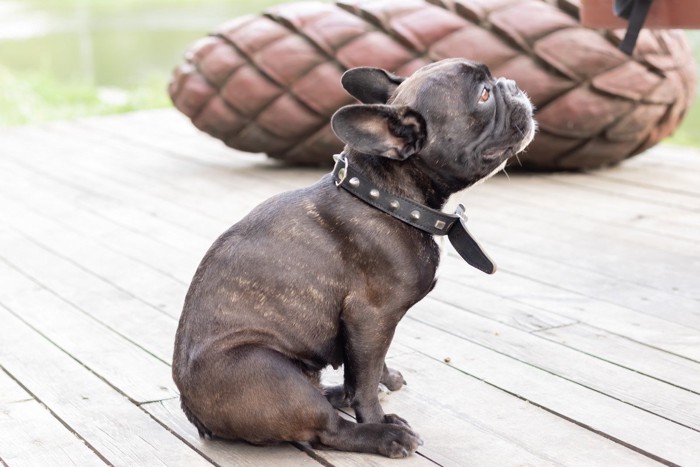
[331,58,536,189]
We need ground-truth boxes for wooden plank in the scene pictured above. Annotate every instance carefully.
[441,238,700,332]
[9,122,696,363]
[66,115,324,210]
[6,192,195,288]
[446,192,700,301]
[0,369,105,467]
[75,111,263,168]
[0,137,306,284]
[0,309,211,467]
[634,145,700,172]
[0,131,227,244]
[74,111,304,180]
[0,161,205,285]
[395,317,700,466]
[596,160,700,198]
[13,115,696,334]
[459,190,700,264]
[6,121,316,247]
[429,270,577,332]
[411,296,700,431]
[325,349,659,466]
[1,198,186,319]
[533,323,700,394]
[36,121,316,220]
[547,170,700,212]
[0,227,177,364]
[0,119,265,235]
[2,110,699,466]
[0,252,177,404]
[469,174,700,244]
[437,257,700,362]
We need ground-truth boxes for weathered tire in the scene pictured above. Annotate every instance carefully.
[169,0,696,170]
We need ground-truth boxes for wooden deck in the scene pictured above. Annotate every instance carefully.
[1,109,699,466]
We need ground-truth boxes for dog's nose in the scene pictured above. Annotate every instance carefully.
[496,78,521,95]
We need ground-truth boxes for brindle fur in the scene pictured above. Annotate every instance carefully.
[173,59,535,458]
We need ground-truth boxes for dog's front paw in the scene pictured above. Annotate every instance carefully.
[381,366,407,391]
[378,425,423,458]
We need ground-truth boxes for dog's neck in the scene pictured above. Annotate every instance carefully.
[346,150,453,210]
[336,150,498,274]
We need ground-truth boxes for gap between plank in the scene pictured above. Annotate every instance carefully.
[0,365,111,466]
[290,442,336,467]
[527,322,580,332]
[136,403,220,467]
[7,227,179,322]
[0,256,171,367]
[448,265,700,334]
[139,400,333,467]
[530,326,700,396]
[430,286,700,393]
[0,302,164,407]
[407,314,700,435]
[399,346,678,467]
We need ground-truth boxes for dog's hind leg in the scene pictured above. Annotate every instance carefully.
[178,345,421,457]
[381,363,407,391]
[180,398,213,439]
[312,415,422,458]
[323,362,406,409]
[322,384,350,409]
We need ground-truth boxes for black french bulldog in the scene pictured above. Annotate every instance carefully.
[172,58,535,458]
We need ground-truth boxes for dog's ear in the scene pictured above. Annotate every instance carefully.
[341,68,406,104]
[331,104,426,160]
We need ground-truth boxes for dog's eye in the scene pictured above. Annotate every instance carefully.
[479,87,490,103]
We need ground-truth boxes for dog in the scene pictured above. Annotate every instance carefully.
[172,58,535,458]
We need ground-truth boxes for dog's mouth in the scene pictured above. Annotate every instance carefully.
[483,119,537,162]
[482,146,514,161]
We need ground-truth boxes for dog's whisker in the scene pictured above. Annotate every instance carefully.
[515,153,522,167]
[502,168,510,181]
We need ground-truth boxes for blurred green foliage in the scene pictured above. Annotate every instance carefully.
[0,67,168,124]
[667,31,700,147]
[0,0,287,126]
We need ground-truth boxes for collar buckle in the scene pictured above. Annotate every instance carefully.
[332,153,348,187]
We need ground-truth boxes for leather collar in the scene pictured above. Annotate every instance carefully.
[331,153,497,274]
